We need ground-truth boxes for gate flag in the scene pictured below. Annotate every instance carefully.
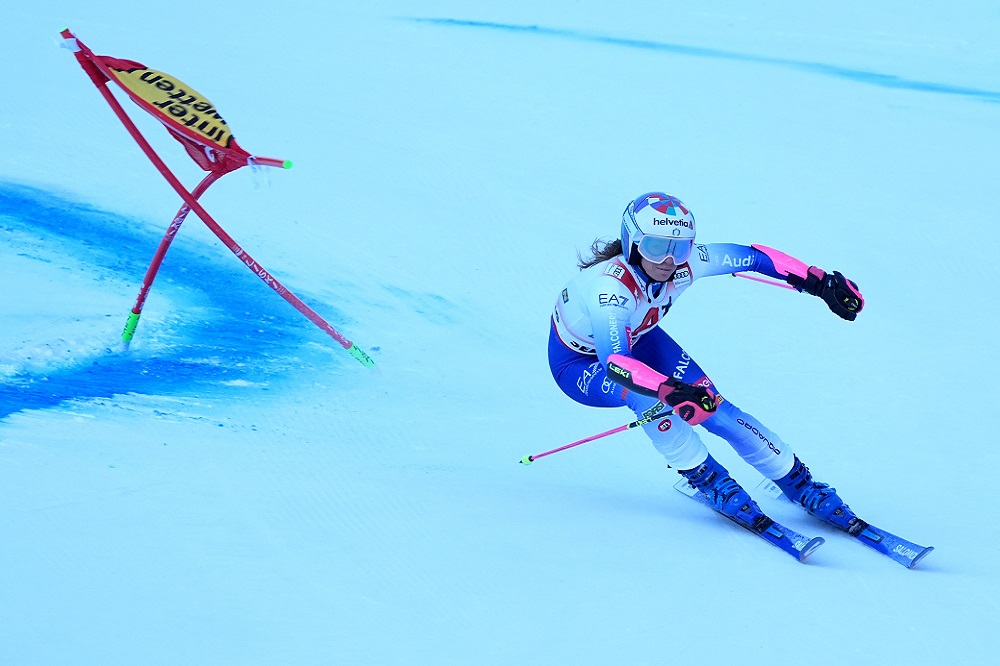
[60,29,374,368]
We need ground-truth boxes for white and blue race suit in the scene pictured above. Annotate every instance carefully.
[548,243,795,478]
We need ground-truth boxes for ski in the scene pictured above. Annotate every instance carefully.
[755,479,934,569]
[849,522,934,569]
[673,479,825,562]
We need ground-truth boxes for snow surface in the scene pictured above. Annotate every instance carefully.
[2,1,999,663]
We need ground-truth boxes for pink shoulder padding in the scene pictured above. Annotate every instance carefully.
[751,244,809,279]
[608,353,667,392]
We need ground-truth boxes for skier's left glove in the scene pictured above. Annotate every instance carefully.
[657,378,719,425]
[787,267,865,321]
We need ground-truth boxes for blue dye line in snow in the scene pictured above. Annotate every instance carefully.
[410,18,1000,104]
[0,182,347,420]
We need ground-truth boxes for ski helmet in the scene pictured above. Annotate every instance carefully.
[621,192,696,265]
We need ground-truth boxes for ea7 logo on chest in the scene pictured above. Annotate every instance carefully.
[599,293,629,308]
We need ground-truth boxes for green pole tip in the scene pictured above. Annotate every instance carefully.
[520,455,533,465]
[283,160,293,169]
[348,343,376,368]
[121,311,141,342]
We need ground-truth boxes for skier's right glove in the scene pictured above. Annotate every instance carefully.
[786,266,865,321]
[657,377,719,425]
[606,354,720,425]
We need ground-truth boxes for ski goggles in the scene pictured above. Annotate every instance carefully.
[636,235,695,264]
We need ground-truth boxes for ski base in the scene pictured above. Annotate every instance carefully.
[674,479,824,562]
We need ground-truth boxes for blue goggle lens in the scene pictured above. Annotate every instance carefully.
[637,236,694,264]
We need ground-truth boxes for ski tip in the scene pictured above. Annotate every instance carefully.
[907,546,934,570]
[800,536,826,562]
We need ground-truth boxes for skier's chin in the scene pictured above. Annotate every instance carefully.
[648,266,676,281]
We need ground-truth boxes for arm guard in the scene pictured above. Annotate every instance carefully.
[606,354,719,425]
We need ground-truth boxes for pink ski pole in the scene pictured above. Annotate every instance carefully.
[520,410,672,465]
[732,272,797,290]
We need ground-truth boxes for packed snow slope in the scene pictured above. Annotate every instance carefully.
[2,2,998,664]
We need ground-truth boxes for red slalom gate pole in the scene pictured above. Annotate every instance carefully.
[107,91,373,366]
[121,171,221,348]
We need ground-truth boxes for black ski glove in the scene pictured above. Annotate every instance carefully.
[606,354,719,425]
[657,378,718,424]
[787,267,865,321]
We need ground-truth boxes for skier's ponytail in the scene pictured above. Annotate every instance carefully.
[577,238,623,270]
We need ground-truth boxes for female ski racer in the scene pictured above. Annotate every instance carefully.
[549,192,866,534]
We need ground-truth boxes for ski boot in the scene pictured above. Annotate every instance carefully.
[680,454,770,532]
[773,456,865,535]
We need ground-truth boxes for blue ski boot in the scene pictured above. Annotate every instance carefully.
[773,456,864,535]
[680,454,770,532]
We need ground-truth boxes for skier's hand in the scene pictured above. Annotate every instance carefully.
[787,266,864,321]
[657,378,719,425]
